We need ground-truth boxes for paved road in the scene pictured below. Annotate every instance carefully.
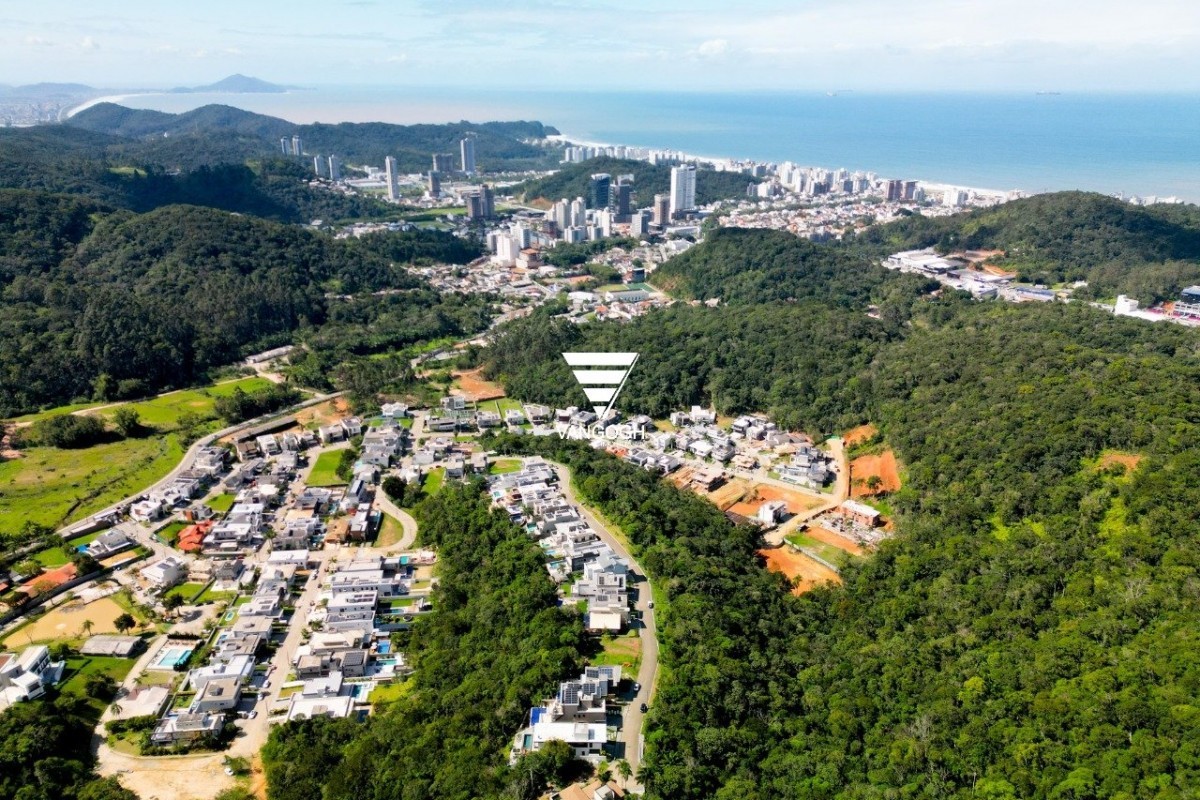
[551,462,657,789]
[373,494,420,551]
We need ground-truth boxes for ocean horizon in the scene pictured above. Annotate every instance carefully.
[105,86,1200,201]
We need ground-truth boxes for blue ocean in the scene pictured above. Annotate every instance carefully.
[114,87,1200,201]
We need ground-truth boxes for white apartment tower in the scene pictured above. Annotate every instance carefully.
[669,164,696,219]
[460,136,476,175]
[384,156,399,201]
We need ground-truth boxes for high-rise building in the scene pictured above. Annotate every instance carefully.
[885,179,904,201]
[903,181,919,201]
[550,199,569,232]
[384,156,399,201]
[313,155,325,178]
[280,137,292,156]
[433,153,454,173]
[613,181,633,221]
[465,184,494,220]
[652,194,671,226]
[292,135,303,157]
[569,197,586,228]
[588,173,611,210]
[669,164,696,219]
[630,210,650,237]
[428,171,441,198]
[460,137,476,175]
[328,155,342,181]
[596,209,614,238]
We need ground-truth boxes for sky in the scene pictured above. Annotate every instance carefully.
[3,0,1200,92]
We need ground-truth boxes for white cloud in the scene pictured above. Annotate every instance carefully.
[79,36,99,50]
[694,38,729,58]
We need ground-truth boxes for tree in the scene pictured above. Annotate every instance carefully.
[162,593,185,616]
[14,559,41,578]
[113,613,136,633]
[77,776,138,800]
[616,759,632,789]
[80,618,95,638]
[112,407,142,438]
[865,475,883,491]
[85,672,118,700]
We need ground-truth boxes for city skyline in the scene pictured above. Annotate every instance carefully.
[3,0,1200,92]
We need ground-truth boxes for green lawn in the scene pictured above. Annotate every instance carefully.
[376,513,407,547]
[370,678,413,705]
[60,655,137,712]
[164,582,208,603]
[0,434,185,532]
[488,459,522,475]
[591,631,642,674]
[307,450,348,487]
[206,493,237,514]
[422,468,445,496]
[156,521,189,545]
[196,587,236,604]
[33,545,72,567]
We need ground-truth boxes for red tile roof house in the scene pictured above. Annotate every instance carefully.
[18,563,78,598]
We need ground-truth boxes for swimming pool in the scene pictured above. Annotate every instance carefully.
[148,646,194,670]
[377,641,391,654]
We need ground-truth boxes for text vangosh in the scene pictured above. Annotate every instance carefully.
[558,422,647,441]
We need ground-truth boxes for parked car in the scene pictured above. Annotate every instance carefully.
[633,682,641,693]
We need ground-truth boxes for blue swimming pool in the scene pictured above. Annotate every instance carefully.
[377,641,391,654]
[149,646,194,670]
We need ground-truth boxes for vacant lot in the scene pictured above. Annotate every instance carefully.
[1,596,129,647]
[376,513,406,548]
[0,434,184,532]
[452,368,506,401]
[307,450,348,487]
[850,450,901,497]
[592,631,642,673]
[89,376,271,430]
[805,525,865,556]
[1096,450,1143,473]
[843,423,878,447]
[758,546,841,595]
[488,459,522,475]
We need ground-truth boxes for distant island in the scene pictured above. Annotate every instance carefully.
[169,74,294,94]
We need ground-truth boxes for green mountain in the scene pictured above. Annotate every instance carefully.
[66,103,562,172]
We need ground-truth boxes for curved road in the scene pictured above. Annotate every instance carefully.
[550,462,658,788]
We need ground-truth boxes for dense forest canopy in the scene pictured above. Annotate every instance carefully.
[515,156,760,207]
[0,197,483,415]
[262,481,589,800]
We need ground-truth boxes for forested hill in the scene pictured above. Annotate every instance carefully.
[858,190,1200,300]
[481,271,1200,798]
[651,226,934,307]
[515,156,759,206]
[67,103,561,172]
[0,198,483,415]
[0,125,393,222]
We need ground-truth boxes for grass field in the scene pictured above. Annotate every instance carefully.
[370,678,413,705]
[156,521,189,545]
[164,582,208,603]
[488,459,522,475]
[307,450,348,487]
[206,493,237,514]
[376,513,406,548]
[422,467,445,496]
[95,376,271,430]
[61,655,138,712]
[0,434,185,532]
[591,631,642,674]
